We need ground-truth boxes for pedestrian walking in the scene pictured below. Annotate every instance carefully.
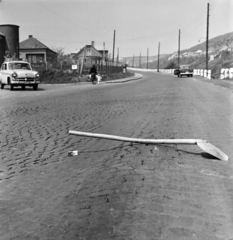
[89,64,98,84]
[122,63,127,77]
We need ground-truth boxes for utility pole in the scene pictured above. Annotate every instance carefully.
[157,42,160,72]
[139,52,141,68]
[112,30,116,62]
[117,47,119,63]
[147,48,149,69]
[178,29,180,68]
[206,3,210,71]
[132,55,134,67]
[103,42,105,62]
[80,47,86,76]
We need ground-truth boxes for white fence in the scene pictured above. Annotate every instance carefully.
[160,69,175,74]
[193,69,212,79]
[161,68,233,80]
[130,67,233,80]
[219,68,233,79]
[160,69,211,79]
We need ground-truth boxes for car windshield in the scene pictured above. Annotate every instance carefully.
[181,66,191,69]
[9,63,31,70]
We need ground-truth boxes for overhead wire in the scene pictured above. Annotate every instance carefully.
[29,0,215,55]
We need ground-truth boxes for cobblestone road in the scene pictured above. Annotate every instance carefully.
[0,73,233,239]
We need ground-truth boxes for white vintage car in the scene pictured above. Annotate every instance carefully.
[0,59,40,90]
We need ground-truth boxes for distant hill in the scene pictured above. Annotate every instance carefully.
[125,31,233,78]
[123,54,169,68]
[182,32,233,53]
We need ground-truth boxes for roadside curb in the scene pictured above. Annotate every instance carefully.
[103,73,143,84]
[40,73,143,86]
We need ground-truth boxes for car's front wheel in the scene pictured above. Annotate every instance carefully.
[10,84,14,91]
[1,83,4,89]
[33,84,38,90]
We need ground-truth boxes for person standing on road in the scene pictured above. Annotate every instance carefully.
[89,64,98,84]
[122,63,127,77]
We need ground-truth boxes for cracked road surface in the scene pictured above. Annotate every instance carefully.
[0,72,233,239]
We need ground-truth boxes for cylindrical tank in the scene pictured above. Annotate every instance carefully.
[0,33,6,65]
[0,24,19,59]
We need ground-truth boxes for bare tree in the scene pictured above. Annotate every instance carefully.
[51,46,65,62]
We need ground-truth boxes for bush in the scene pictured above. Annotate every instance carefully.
[39,69,134,84]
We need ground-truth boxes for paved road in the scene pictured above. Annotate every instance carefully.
[0,72,233,239]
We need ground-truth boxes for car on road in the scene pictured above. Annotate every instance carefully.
[0,59,40,90]
[174,65,193,78]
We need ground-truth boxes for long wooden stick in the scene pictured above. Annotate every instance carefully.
[68,130,228,161]
[69,130,204,144]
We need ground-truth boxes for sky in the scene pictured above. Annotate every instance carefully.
[0,0,232,58]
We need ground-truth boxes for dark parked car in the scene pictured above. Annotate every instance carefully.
[174,65,193,78]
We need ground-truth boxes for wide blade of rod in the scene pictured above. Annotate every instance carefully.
[197,142,229,161]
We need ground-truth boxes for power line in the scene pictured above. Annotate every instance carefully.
[180,7,206,31]
[32,0,99,37]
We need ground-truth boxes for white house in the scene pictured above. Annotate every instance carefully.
[195,49,204,55]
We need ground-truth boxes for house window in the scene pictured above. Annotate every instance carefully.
[26,54,44,63]
[86,49,91,56]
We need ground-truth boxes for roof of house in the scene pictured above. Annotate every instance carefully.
[20,35,57,54]
[73,45,103,59]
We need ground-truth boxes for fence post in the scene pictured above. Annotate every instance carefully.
[204,70,207,78]
[220,69,225,79]
[225,68,229,79]
[207,70,211,79]
[230,68,233,79]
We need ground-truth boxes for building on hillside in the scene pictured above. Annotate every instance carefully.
[194,49,204,56]
[168,52,178,61]
[181,52,195,58]
[209,54,215,61]
[19,35,57,67]
[73,41,108,66]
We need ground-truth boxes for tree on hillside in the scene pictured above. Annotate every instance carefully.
[165,61,177,69]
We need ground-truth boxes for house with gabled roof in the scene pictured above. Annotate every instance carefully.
[19,35,57,66]
[194,49,204,55]
[73,41,108,66]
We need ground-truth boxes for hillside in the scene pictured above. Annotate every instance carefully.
[183,32,233,53]
[125,31,233,78]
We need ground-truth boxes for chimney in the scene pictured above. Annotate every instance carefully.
[91,41,95,47]
[29,35,33,38]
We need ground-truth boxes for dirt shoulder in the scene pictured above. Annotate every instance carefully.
[193,75,233,93]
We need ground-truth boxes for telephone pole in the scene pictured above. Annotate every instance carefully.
[147,48,149,69]
[139,52,141,68]
[178,29,180,68]
[103,42,105,61]
[157,42,160,72]
[132,55,134,67]
[112,30,116,62]
[206,3,210,71]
